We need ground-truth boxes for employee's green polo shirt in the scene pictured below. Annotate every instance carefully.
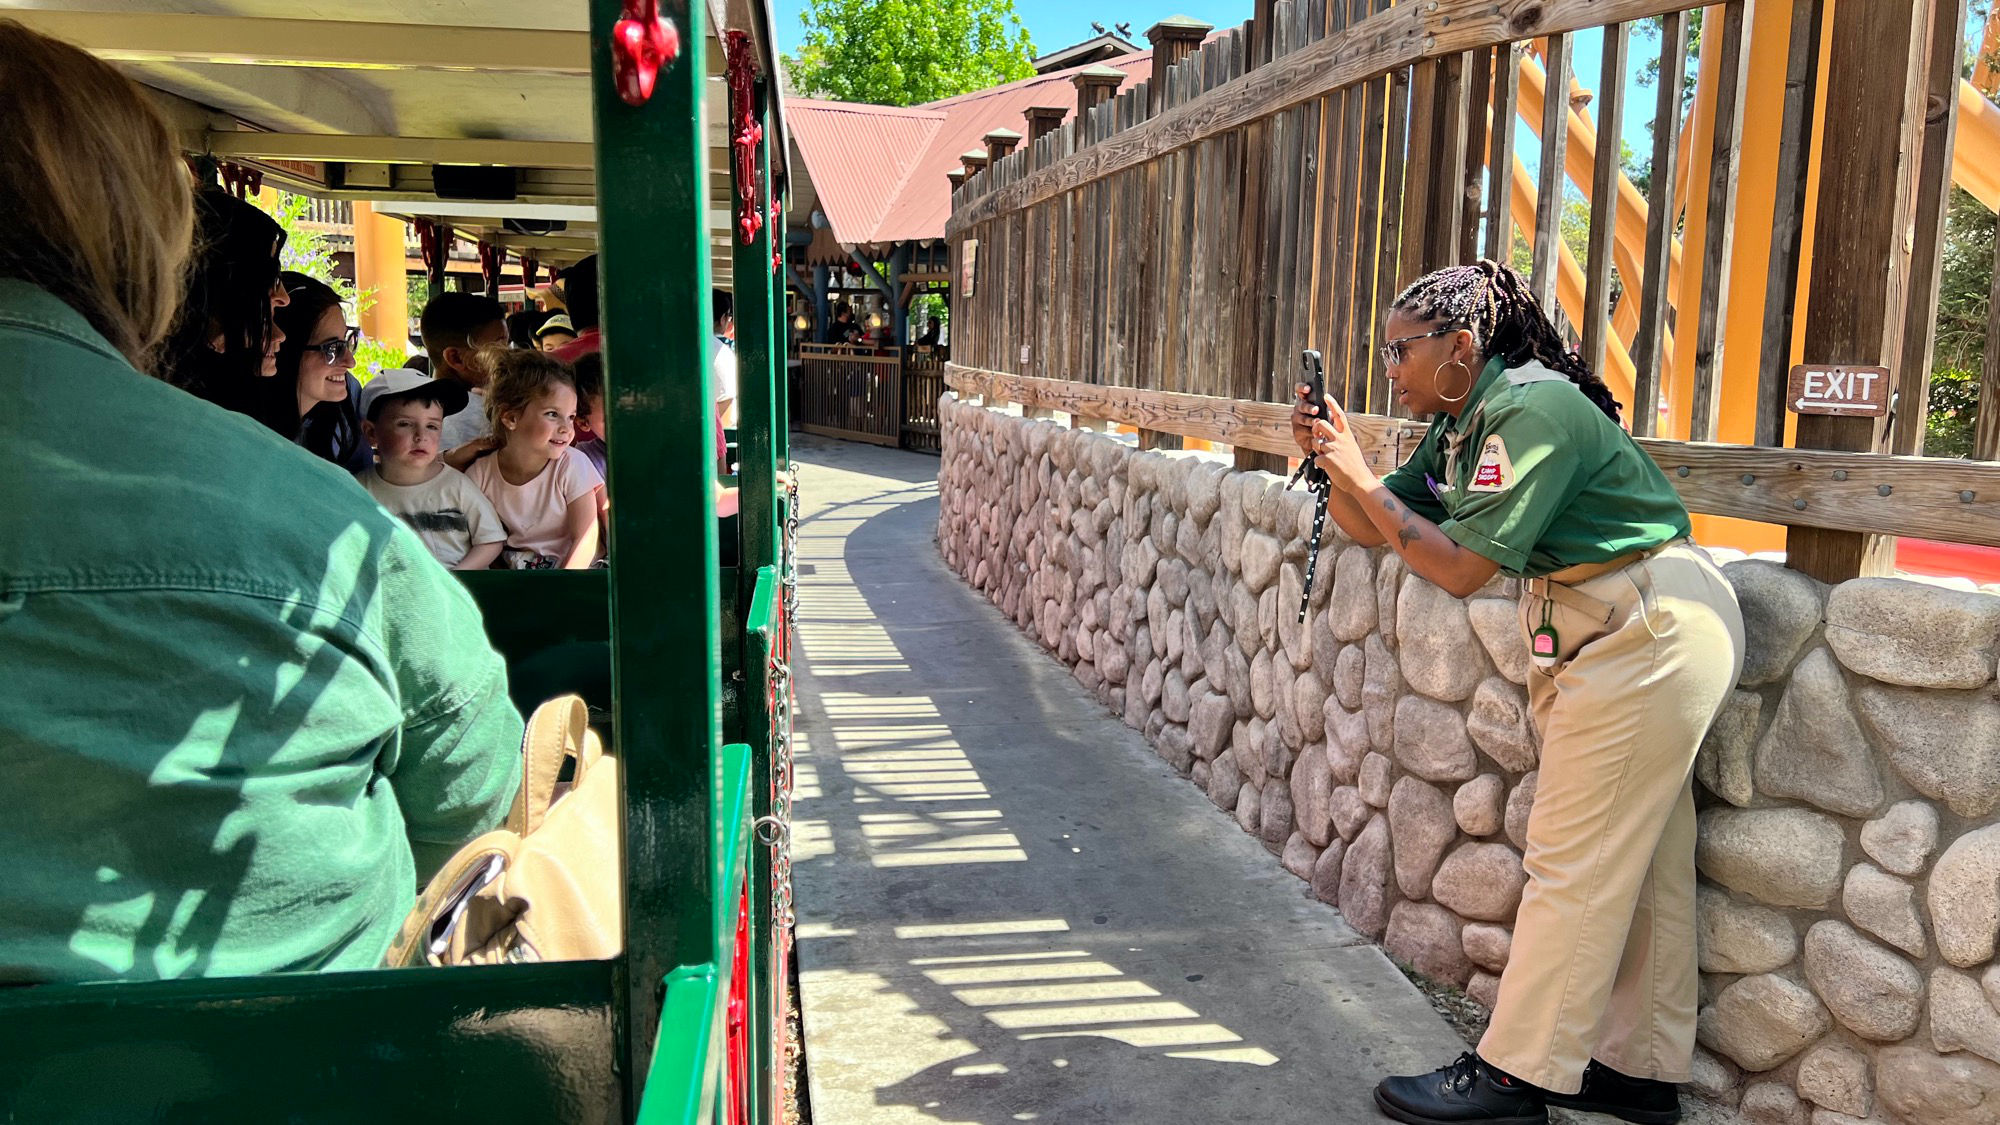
[1382,357,1691,578]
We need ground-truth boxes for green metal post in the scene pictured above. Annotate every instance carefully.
[585,0,721,1101]
[731,80,781,1125]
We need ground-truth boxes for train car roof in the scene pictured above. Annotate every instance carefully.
[2,0,790,286]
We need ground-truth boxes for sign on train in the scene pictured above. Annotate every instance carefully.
[1786,363,1891,417]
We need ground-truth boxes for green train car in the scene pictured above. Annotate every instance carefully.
[0,1,798,1120]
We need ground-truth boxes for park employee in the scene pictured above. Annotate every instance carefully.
[1293,260,1744,1125]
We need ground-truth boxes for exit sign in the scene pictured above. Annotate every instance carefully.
[1787,364,1892,417]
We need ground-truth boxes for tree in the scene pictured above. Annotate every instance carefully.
[786,0,1036,107]
[260,192,406,379]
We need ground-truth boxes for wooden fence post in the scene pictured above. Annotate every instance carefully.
[1786,0,1931,581]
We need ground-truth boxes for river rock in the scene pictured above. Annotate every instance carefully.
[1389,777,1456,899]
[1362,635,1401,753]
[1696,807,1846,908]
[1843,864,1927,958]
[1860,800,1939,877]
[1855,684,2000,818]
[1236,780,1262,836]
[1221,643,1252,720]
[1259,784,1294,849]
[1432,842,1527,922]
[1331,547,1378,642]
[1310,837,1345,903]
[1279,564,1313,670]
[1250,649,1279,721]
[1376,554,1406,642]
[1163,668,1192,723]
[1291,743,1336,847]
[1189,692,1233,761]
[1825,577,2000,689]
[1359,752,1394,807]
[1930,822,2000,967]
[1796,1042,1871,1118]
[1396,580,1485,702]
[1467,972,1502,1012]
[1294,670,1328,743]
[1461,923,1513,973]
[1240,529,1283,596]
[1466,677,1538,773]
[1326,703,1366,784]
[1279,832,1318,882]
[1739,1083,1805,1125]
[1334,643,1365,710]
[1332,784,1371,842]
[1725,560,1825,686]
[1157,557,1190,608]
[1156,723,1194,774]
[1697,691,1763,808]
[1122,534,1161,589]
[1394,695,1479,783]
[1875,1045,2000,1125]
[1753,648,1885,817]
[1698,973,1831,1072]
[1932,966,2000,1065]
[1228,585,1260,659]
[1505,771,1538,851]
[1207,750,1243,811]
[1257,587,1279,656]
[1804,920,1923,1041]
[1689,1049,1739,1105]
[1454,774,1506,837]
[1186,460,1223,526]
[1696,884,1798,975]
[1339,814,1394,939]
[1386,901,1473,986]
[1468,597,1529,685]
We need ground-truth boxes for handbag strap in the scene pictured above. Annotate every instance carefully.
[508,694,590,835]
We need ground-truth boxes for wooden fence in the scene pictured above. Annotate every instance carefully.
[946,0,2000,583]
[796,345,950,452]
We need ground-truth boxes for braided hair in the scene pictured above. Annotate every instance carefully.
[1389,259,1622,424]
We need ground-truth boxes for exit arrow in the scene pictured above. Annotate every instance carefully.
[1795,399,1879,414]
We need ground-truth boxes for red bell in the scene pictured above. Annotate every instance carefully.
[738,209,762,244]
[610,0,680,107]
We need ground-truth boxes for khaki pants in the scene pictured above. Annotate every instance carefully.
[1477,542,1744,1095]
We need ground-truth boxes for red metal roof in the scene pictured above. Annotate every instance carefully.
[788,55,1151,247]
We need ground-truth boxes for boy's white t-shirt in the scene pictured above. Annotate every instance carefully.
[440,388,490,449]
[712,338,737,405]
[356,464,506,567]
[465,446,605,565]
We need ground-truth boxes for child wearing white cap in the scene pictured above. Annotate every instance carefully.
[355,369,506,570]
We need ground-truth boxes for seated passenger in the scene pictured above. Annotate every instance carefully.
[547,258,603,362]
[0,21,524,983]
[275,271,370,474]
[417,290,509,454]
[162,184,292,428]
[506,306,549,350]
[570,351,608,479]
[356,370,507,571]
[463,349,605,569]
[535,312,579,354]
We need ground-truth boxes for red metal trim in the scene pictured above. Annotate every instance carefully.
[609,0,681,106]
[725,30,765,246]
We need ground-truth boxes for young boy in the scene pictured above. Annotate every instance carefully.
[355,369,507,571]
[417,290,509,452]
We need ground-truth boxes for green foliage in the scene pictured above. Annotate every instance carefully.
[785,0,1036,106]
[1927,187,1997,456]
[912,292,948,340]
[259,192,408,381]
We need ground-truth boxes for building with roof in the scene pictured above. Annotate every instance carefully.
[783,17,1213,349]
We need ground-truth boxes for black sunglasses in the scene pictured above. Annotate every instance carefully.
[305,327,362,364]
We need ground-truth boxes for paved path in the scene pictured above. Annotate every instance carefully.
[787,434,1471,1125]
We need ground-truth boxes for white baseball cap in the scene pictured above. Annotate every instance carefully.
[357,368,471,422]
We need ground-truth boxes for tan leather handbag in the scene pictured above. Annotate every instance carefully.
[385,695,623,966]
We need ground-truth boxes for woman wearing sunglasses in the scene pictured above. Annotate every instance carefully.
[275,272,371,473]
[1293,260,1743,1125]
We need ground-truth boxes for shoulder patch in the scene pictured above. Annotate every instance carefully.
[1468,435,1515,492]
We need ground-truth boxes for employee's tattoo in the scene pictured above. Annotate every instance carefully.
[1380,492,1424,550]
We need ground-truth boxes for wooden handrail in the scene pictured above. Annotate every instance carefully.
[944,363,2000,550]
[944,0,1707,240]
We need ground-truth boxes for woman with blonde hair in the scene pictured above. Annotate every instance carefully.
[0,21,523,983]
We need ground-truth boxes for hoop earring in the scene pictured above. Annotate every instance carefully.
[1434,359,1474,404]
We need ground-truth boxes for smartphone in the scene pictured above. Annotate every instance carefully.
[1300,349,1333,429]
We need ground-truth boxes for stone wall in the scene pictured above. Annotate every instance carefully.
[936,396,2000,1125]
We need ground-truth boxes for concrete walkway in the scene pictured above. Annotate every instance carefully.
[788,434,1468,1125]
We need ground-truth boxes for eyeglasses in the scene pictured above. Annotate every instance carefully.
[306,327,361,364]
[1379,327,1457,368]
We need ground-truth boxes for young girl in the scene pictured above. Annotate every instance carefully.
[463,349,603,569]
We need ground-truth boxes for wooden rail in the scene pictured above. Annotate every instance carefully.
[945,364,2000,550]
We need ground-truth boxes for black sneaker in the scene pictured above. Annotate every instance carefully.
[1544,1060,1682,1124]
[1373,1052,1549,1125]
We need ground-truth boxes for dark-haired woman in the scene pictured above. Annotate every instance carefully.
[275,272,370,472]
[164,185,292,429]
[1293,260,1743,1125]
